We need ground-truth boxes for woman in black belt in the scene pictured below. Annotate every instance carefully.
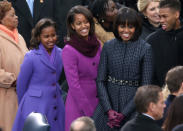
[93,7,153,130]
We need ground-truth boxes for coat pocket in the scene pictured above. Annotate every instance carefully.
[28,89,42,97]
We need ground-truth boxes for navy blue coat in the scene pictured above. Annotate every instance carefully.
[93,38,153,130]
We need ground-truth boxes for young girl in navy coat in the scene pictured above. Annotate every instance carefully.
[13,18,65,131]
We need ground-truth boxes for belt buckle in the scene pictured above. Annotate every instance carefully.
[135,81,139,86]
[129,81,133,86]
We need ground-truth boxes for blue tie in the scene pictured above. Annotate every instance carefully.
[26,0,34,16]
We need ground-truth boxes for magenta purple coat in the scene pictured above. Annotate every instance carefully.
[62,45,101,131]
[12,46,65,131]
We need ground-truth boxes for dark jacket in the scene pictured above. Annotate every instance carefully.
[140,16,160,40]
[10,0,64,48]
[121,113,163,131]
[146,26,183,87]
[93,38,153,130]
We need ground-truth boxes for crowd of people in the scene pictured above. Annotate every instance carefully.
[0,0,183,131]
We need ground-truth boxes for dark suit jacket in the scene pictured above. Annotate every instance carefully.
[10,0,64,48]
[121,113,163,131]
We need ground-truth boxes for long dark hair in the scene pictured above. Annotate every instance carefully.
[30,18,57,49]
[66,5,95,38]
[163,95,183,131]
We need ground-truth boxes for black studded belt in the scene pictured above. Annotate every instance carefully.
[107,76,139,87]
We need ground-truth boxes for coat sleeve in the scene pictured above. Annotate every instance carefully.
[0,49,16,88]
[141,44,153,85]
[96,44,112,112]
[62,47,94,116]
[17,52,33,104]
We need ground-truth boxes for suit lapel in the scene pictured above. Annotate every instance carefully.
[14,0,33,27]
[37,48,56,71]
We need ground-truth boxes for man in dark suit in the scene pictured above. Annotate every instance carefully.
[121,85,165,131]
[10,0,64,48]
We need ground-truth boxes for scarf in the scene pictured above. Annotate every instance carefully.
[66,35,100,57]
[0,24,18,43]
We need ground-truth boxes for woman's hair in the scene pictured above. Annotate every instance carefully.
[163,95,183,131]
[30,18,57,49]
[0,0,12,21]
[88,0,109,21]
[113,7,142,41]
[66,5,94,37]
[137,0,160,12]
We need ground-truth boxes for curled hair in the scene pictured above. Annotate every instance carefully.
[113,7,142,41]
[165,66,183,93]
[135,85,162,113]
[137,0,160,12]
[88,0,109,21]
[163,95,183,131]
[0,0,12,21]
[70,116,96,131]
[159,0,181,12]
[30,18,57,49]
[66,5,94,38]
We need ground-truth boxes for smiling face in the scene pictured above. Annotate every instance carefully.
[143,1,160,27]
[159,7,180,31]
[71,13,90,40]
[118,23,135,42]
[1,7,18,30]
[40,26,57,54]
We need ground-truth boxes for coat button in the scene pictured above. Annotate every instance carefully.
[52,83,56,86]
[92,62,95,66]
[54,106,57,110]
[52,71,56,74]
[54,117,57,121]
[54,94,57,98]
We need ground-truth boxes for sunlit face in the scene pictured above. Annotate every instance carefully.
[40,26,57,54]
[159,7,180,31]
[118,23,135,42]
[144,1,160,27]
[1,7,18,30]
[152,92,166,120]
[105,0,118,22]
[71,13,90,40]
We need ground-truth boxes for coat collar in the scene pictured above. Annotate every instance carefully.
[34,46,60,71]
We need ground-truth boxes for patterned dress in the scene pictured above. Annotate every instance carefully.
[93,38,153,131]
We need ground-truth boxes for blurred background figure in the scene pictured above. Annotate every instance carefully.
[88,0,118,46]
[157,66,183,126]
[70,117,96,131]
[93,7,153,130]
[172,124,183,131]
[0,1,28,131]
[137,0,160,39]
[121,85,165,131]
[62,5,101,131]
[10,0,64,48]
[162,95,183,131]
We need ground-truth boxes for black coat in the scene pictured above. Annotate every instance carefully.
[121,113,163,131]
[140,16,160,40]
[146,26,183,87]
[93,38,153,130]
[10,0,64,48]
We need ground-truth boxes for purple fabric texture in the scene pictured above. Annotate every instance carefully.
[62,44,101,131]
[12,46,65,131]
